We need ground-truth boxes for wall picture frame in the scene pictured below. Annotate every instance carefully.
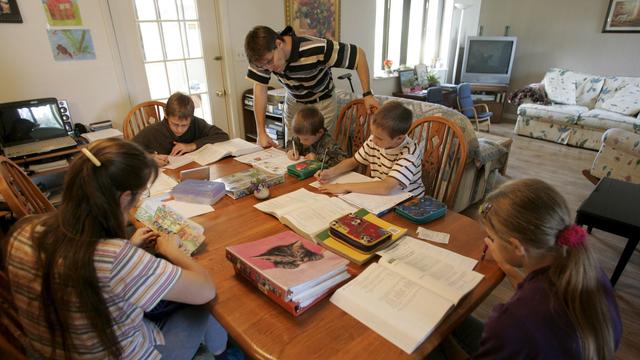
[602,0,640,33]
[0,0,23,23]
[285,0,340,40]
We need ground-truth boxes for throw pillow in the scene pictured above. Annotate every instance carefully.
[543,71,577,105]
[600,85,640,116]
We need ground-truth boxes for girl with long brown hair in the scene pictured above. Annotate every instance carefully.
[4,139,228,359]
[473,178,622,359]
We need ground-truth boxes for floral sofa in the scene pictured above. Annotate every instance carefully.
[513,68,640,150]
[590,128,640,184]
[336,90,509,212]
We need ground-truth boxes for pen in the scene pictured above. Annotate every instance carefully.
[292,139,298,158]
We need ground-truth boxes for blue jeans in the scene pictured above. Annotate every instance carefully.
[154,304,228,359]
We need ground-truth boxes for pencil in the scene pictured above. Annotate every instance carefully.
[319,148,328,172]
[292,139,298,158]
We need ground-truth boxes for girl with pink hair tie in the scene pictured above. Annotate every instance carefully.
[469,178,622,359]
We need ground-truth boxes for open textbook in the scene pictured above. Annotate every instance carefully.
[254,188,358,241]
[330,236,484,354]
[165,138,261,169]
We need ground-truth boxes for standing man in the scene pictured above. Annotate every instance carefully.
[245,25,379,148]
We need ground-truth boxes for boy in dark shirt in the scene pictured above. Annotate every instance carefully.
[133,92,229,166]
[286,106,346,168]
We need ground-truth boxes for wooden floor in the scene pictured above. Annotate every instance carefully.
[462,123,639,359]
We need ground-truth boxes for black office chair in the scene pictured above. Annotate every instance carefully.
[424,86,444,105]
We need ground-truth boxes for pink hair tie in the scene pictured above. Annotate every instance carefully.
[556,224,587,248]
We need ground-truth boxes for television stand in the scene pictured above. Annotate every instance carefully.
[469,83,509,123]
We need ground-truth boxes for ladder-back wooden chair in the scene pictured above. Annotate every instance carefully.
[123,101,166,140]
[408,116,468,208]
[0,157,55,218]
[333,99,374,158]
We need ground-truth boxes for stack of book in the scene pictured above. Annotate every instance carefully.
[214,167,285,199]
[317,209,407,265]
[226,231,350,316]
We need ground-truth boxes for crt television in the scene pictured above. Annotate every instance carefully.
[460,36,517,84]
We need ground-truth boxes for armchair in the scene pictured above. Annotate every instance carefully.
[456,83,492,132]
[583,128,640,184]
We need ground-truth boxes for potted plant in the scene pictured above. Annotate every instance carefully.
[427,71,440,87]
[249,169,270,200]
[383,59,393,75]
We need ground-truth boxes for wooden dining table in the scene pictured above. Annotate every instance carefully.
[156,158,504,359]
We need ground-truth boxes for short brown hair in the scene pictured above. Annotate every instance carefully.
[244,26,280,65]
[292,106,325,136]
[165,92,194,119]
[372,101,413,138]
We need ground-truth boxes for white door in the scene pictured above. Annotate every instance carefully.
[107,0,230,132]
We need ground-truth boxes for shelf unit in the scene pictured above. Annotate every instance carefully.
[242,89,286,147]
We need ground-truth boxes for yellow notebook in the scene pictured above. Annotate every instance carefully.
[317,209,407,265]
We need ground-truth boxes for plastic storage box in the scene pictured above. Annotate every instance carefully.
[171,180,226,205]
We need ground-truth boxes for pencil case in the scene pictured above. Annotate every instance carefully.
[287,160,322,180]
[394,196,447,224]
[329,213,392,254]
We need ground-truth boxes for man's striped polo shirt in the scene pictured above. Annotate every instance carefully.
[246,26,359,103]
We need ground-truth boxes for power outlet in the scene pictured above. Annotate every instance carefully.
[235,50,247,62]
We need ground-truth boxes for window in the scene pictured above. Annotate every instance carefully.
[374,0,454,76]
[133,0,212,122]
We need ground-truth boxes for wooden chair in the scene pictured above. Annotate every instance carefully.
[408,116,468,208]
[123,101,166,140]
[333,99,374,157]
[0,270,28,359]
[0,157,55,218]
[456,83,491,132]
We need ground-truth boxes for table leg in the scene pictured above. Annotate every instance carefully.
[610,237,639,287]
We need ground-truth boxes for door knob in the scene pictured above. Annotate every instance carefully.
[215,90,226,97]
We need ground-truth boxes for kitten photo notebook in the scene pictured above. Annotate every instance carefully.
[226,231,350,316]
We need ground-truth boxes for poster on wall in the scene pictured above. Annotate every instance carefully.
[43,0,82,26]
[285,0,340,40]
[47,29,96,61]
[0,0,23,23]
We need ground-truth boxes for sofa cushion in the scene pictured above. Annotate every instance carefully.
[543,70,577,105]
[599,85,640,116]
[518,103,588,123]
[596,76,640,108]
[579,109,639,131]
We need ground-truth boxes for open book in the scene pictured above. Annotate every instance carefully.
[165,138,261,168]
[330,236,483,354]
[254,188,358,241]
[310,172,412,215]
[234,147,301,175]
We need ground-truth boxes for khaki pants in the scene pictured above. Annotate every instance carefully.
[284,92,337,141]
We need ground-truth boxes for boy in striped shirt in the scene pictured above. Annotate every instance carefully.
[316,101,425,197]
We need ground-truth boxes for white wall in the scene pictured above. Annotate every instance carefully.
[0,1,129,128]
[479,0,640,119]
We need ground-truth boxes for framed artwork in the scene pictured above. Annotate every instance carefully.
[0,0,23,23]
[285,0,340,40]
[602,0,640,33]
[399,69,421,94]
[43,0,83,27]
